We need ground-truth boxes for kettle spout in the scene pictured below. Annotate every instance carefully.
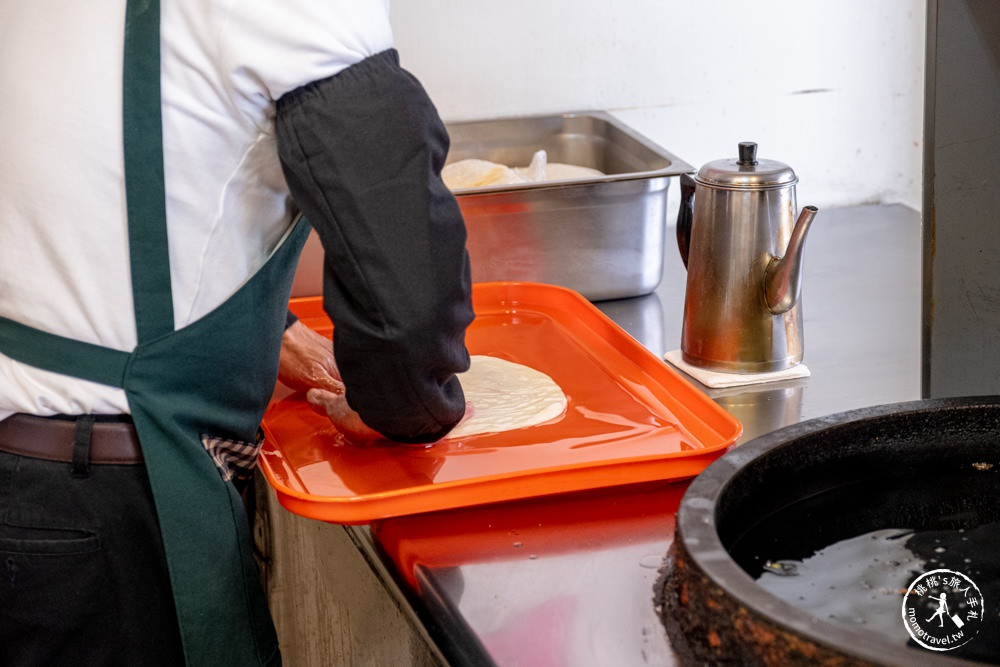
[764,206,819,315]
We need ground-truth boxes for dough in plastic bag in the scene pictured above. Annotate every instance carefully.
[442,150,603,189]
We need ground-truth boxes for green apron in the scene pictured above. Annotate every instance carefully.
[0,0,308,663]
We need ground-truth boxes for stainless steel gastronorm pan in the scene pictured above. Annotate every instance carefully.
[445,111,694,301]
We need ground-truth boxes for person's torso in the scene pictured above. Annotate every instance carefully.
[0,0,393,418]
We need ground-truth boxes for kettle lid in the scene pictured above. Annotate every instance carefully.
[696,141,797,189]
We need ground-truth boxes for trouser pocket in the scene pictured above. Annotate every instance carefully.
[0,522,102,607]
[0,523,111,666]
[0,523,101,556]
[0,523,104,614]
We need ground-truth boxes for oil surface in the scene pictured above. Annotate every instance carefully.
[752,522,1000,662]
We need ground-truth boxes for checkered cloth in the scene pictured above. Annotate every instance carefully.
[200,433,263,482]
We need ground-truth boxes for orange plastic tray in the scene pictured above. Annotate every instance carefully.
[259,282,741,524]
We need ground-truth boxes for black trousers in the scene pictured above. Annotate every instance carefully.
[0,436,184,665]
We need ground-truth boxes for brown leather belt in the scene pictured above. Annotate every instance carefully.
[0,413,144,464]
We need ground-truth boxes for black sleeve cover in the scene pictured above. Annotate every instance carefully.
[275,49,473,443]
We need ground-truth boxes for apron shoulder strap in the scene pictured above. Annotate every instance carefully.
[123,0,174,342]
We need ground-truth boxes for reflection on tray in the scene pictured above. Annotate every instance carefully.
[372,479,691,589]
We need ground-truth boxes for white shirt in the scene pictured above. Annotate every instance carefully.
[0,0,393,419]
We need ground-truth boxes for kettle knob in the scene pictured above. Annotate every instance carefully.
[738,141,758,166]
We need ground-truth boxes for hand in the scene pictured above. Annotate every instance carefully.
[278,320,341,393]
[306,385,382,442]
[278,321,380,441]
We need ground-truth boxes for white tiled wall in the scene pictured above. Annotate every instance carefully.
[390,1,926,215]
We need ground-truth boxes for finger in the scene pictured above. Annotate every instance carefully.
[306,387,342,417]
[306,388,382,442]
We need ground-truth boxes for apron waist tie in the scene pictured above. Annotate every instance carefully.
[0,414,144,465]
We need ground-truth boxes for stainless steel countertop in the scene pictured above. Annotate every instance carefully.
[352,204,922,666]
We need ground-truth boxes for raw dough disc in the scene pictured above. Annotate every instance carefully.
[446,355,567,439]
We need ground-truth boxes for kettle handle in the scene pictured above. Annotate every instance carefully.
[676,173,696,269]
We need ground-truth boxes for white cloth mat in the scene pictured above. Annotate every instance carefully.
[664,349,810,389]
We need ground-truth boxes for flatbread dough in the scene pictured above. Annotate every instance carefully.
[442,149,604,190]
[441,158,529,188]
[446,355,567,439]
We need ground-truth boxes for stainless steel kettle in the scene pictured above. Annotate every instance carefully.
[676,142,818,373]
